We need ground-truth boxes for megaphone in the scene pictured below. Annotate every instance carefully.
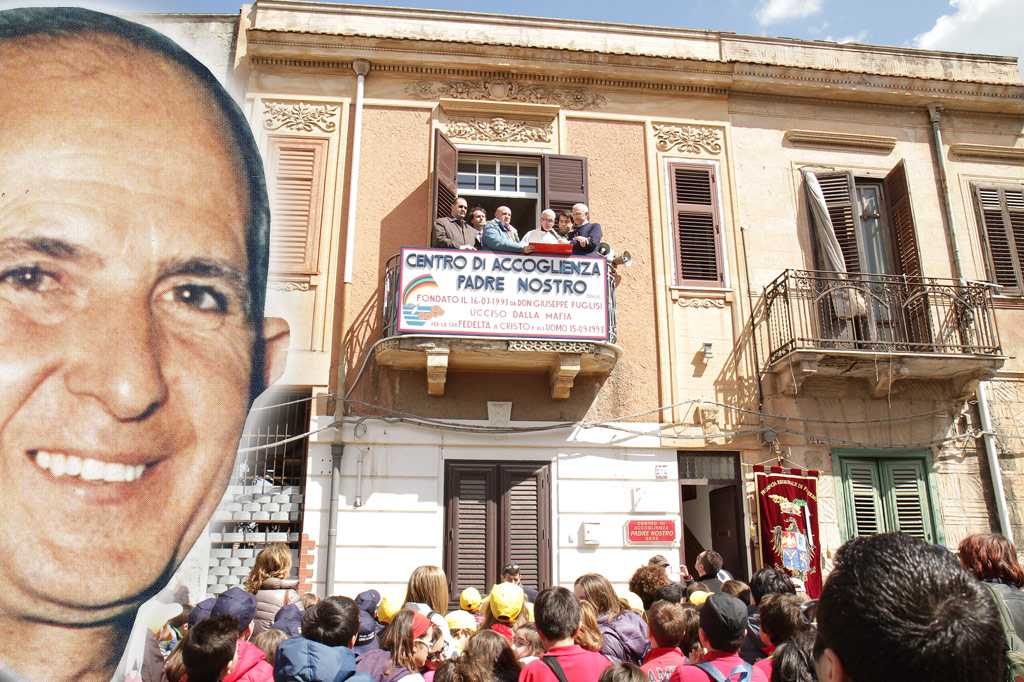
[597,242,612,257]
[612,251,632,267]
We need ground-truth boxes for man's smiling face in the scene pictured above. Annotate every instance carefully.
[0,36,259,623]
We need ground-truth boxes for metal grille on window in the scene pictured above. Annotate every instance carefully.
[678,453,738,481]
[205,389,311,595]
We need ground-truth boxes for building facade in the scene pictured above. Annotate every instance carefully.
[192,1,1024,600]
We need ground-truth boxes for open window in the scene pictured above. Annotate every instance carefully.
[972,184,1024,295]
[431,129,586,240]
[805,161,928,348]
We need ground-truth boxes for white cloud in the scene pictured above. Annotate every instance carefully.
[754,0,823,26]
[913,0,1024,78]
[824,30,868,44]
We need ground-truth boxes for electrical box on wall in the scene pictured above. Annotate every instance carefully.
[582,522,600,545]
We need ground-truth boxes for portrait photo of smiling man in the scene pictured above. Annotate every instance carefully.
[0,8,289,682]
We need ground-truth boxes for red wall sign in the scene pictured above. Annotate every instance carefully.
[627,520,676,543]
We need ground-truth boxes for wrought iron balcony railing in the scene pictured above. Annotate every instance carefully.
[764,270,1001,366]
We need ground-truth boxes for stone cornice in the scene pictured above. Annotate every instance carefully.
[784,129,897,153]
[243,28,1024,114]
[951,144,1024,164]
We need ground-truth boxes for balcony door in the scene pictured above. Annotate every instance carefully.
[808,161,929,349]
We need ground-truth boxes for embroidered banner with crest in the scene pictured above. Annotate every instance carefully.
[754,466,822,598]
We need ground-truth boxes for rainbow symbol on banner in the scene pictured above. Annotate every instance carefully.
[403,274,439,305]
[402,274,443,328]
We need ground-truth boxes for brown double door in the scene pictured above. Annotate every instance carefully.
[443,461,551,607]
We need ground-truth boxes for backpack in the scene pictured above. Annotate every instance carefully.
[694,661,754,682]
[982,582,1024,682]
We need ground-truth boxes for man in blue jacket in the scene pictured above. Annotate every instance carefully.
[570,203,602,256]
[482,206,536,254]
[274,597,375,682]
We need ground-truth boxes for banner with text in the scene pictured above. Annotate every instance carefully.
[397,247,609,340]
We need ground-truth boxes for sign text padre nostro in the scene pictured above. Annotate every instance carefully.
[397,247,609,340]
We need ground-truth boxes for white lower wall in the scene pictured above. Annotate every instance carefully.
[300,420,684,598]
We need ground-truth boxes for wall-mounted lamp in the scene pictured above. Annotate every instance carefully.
[702,342,713,359]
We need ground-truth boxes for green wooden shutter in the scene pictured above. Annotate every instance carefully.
[841,459,883,537]
[881,460,933,542]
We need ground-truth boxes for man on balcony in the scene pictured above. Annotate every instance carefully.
[522,209,570,246]
[482,206,536,254]
[570,203,602,256]
[432,197,478,250]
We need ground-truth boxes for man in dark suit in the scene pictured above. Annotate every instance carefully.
[432,197,478,250]
[570,203,602,256]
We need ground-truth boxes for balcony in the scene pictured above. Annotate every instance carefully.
[763,270,1004,397]
[375,249,622,399]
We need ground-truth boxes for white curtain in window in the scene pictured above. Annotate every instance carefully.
[804,170,867,318]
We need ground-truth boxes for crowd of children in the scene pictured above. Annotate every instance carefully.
[138,533,1024,682]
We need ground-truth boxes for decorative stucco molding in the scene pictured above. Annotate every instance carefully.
[951,143,1024,164]
[268,280,311,292]
[675,297,726,309]
[653,124,723,155]
[263,101,340,133]
[445,116,551,143]
[406,78,606,110]
[507,340,596,353]
[784,129,897,153]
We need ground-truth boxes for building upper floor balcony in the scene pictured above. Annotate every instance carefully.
[374,248,622,399]
[763,269,1005,397]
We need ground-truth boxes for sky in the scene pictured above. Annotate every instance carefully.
[2,0,1023,78]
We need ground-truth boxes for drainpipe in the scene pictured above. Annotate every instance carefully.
[325,59,370,596]
[324,443,343,596]
[927,103,1012,540]
[343,59,370,285]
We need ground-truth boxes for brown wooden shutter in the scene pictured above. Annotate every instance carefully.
[974,184,1024,294]
[444,465,495,605]
[883,161,923,278]
[266,136,327,275]
[813,171,860,273]
[542,155,588,213]
[444,462,552,607]
[433,129,458,221]
[501,465,552,594]
[670,163,722,286]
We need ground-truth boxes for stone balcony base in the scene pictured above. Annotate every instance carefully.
[375,334,622,399]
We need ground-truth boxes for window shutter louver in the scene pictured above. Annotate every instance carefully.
[432,129,458,222]
[542,155,588,214]
[814,172,860,273]
[671,164,723,286]
[445,467,494,604]
[502,466,550,597]
[883,161,922,278]
[267,137,327,275]
[445,463,551,607]
[974,185,1024,293]
[842,460,883,537]
[882,460,933,542]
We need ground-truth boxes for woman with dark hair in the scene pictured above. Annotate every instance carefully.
[628,565,670,612]
[958,532,1024,637]
[574,574,650,665]
[357,610,443,682]
[453,629,523,682]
